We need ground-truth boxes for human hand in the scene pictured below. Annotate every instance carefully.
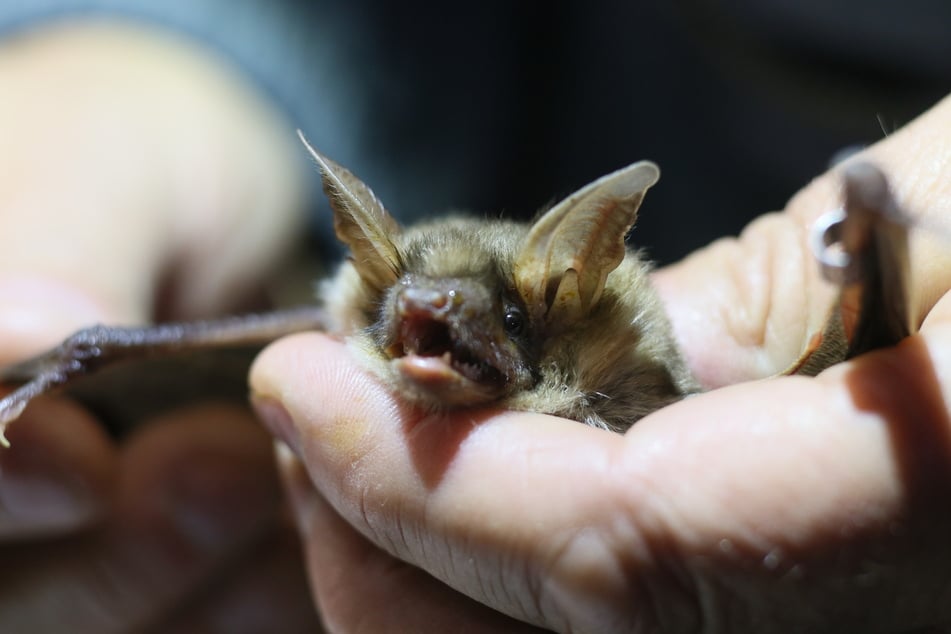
[0,22,319,632]
[251,94,951,632]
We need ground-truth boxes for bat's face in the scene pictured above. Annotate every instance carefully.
[370,219,536,407]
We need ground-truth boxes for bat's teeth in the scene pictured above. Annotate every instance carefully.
[441,351,452,364]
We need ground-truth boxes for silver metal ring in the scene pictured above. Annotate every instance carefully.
[810,208,859,285]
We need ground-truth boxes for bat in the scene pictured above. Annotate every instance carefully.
[311,135,696,431]
[0,134,913,445]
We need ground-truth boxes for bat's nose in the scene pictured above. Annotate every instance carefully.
[397,285,454,317]
[396,276,490,319]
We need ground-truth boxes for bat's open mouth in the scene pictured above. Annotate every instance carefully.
[390,315,506,389]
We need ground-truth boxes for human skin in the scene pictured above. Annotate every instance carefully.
[0,21,320,631]
[251,95,951,632]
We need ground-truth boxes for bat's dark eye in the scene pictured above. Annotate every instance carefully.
[503,307,525,337]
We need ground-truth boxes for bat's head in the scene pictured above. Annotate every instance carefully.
[299,132,662,413]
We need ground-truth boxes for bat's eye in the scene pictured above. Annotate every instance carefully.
[503,307,525,337]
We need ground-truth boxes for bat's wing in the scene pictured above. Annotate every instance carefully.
[514,161,660,329]
[0,306,327,446]
[786,162,913,375]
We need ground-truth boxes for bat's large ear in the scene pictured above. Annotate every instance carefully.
[298,131,403,293]
[514,161,659,328]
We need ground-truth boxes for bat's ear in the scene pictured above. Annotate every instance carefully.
[514,161,659,328]
[298,131,403,293]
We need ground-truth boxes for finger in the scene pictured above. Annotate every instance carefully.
[275,443,546,633]
[0,21,308,327]
[252,329,951,632]
[0,396,115,538]
[652,94,951,386]
[0,403,298,633]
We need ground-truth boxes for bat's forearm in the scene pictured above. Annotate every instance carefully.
[0,306,327,445]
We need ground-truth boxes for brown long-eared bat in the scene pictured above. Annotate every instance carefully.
[0,135,912,445]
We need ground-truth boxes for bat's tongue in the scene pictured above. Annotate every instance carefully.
[395,353,457,384]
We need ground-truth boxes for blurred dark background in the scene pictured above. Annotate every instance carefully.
[297,0,948,265]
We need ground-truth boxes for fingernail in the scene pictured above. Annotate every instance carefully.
[165,452,278,551]
[252,396,300,455]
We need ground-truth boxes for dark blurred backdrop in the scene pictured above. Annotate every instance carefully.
[300,0,948,264]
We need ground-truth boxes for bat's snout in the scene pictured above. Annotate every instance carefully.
[380,276,518,404]
[391,277,490,361]
[395,276,490,321]
[396,285,456,319]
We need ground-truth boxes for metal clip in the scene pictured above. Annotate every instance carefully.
[810,207,860,286]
